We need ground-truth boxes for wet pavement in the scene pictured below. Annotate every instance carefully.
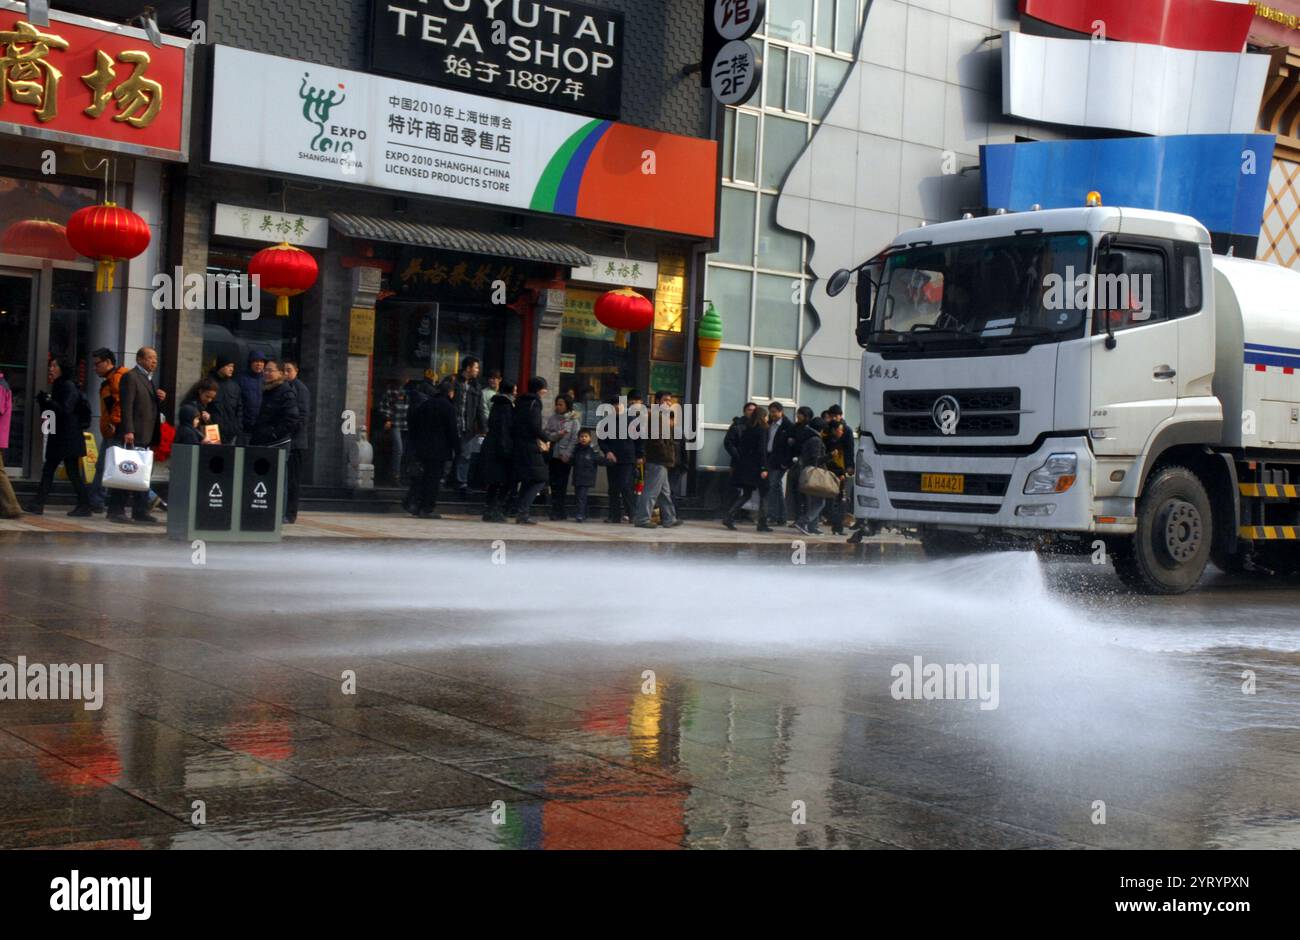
[0,534,1297,850]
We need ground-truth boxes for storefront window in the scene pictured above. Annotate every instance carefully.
[0,272,33,473]
[202,245,303,378]
[0,176,98,259]
[561,288,641,425]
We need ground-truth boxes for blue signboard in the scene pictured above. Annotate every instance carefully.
[981,134,1276,237]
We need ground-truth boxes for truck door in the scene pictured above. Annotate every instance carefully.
[1089,238,1179,456]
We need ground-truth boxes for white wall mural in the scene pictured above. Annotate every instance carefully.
[777,0,1057,391]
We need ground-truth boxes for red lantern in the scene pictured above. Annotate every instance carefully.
[249,242,318,317]
[1,219,77,261]
[65,203,151,292]
[594,287,654,349]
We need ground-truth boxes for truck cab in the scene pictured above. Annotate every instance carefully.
[835,201,1230,593]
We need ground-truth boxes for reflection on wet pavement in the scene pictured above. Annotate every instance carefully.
[1,537,1298,849]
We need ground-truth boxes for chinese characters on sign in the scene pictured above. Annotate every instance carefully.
[710,39,760,107]
[394,251,530,302]
[0,12,188,158]
[211,46,718,239]
[867,365,901,380]
[213,204,330,249]
[81,48,162,127]
[369,0,624,120]
[570,254,659,290]
[0,20,67,122]
[703,0,765,103]
[654,254,687,333]
[713,0,766,41]
[386,95,513,156]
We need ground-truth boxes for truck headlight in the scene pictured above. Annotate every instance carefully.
[1024,453,1078,495]
[856,460,875,488]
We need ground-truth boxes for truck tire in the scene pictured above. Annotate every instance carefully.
[919,528,986,558]
[1111,465,1213,594]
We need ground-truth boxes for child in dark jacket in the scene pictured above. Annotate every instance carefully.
[569,429,607,522]
[174,403,205,446]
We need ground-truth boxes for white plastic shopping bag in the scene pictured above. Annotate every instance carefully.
[103,445,153,492]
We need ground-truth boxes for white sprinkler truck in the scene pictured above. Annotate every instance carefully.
[828,198,1300,594]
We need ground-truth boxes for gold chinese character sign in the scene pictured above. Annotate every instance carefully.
[0,21,69,122]
[0,13,189,158]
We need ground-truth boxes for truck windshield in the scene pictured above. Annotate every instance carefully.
[870,232,1093,354]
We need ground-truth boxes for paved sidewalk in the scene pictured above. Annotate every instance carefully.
[0,509,915,551]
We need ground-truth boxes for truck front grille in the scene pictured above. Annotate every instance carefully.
[882,387,1021,437]
[890,499,1001,515]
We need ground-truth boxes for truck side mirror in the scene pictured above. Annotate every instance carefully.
[855,274,874,348]
[826,269,852,297]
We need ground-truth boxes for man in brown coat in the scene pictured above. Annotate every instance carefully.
[107,347,164,524]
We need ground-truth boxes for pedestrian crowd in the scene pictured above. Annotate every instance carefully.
[10,347,310,525]
[4,346,857,538]
[720,400,856,537]
[385,357,688,528]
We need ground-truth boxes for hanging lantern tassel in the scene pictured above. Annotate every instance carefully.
[65,203,151,293]
[594,287,654,351]
[95,260,116,293]
[249,242,319,318]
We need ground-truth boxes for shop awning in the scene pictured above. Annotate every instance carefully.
[329,213,591,267]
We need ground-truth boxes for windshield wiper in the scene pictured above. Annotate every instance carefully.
[987,324,1065,344]
[903,327,991,348]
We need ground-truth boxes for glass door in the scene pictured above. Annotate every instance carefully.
[0,270,35,476]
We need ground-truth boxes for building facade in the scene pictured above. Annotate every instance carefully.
[0,0,194,479]
[181,0,718,487]
[697,0,1068,490]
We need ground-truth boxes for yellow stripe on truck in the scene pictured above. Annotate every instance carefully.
[1239,483,1300,498]
[1239,526,1300,540]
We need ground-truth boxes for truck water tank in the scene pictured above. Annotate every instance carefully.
[1212,256,1300,450]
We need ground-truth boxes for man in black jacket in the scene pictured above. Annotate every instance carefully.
[723,402,757,520]
[452,357,485,498]
[786,407,819,526]
[765,402,796,526]
[250,359,301,446]
[408,380,458,519]
[283,361,311,524]
[207,356,243,445]
[511,376,550,525]
[598,395,637,524]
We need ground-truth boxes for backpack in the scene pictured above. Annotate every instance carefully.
[74,390,92,431]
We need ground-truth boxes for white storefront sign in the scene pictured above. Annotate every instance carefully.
[213,204,329,248]
[569,254,658,289]
[211,45,601,217]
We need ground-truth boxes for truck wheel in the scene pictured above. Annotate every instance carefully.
[919,528,986,558]
[1112,466,1212,594]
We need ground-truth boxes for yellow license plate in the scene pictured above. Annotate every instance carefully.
[921,473,965,494]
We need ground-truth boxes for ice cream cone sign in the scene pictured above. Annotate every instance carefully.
[698,301,723,367]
